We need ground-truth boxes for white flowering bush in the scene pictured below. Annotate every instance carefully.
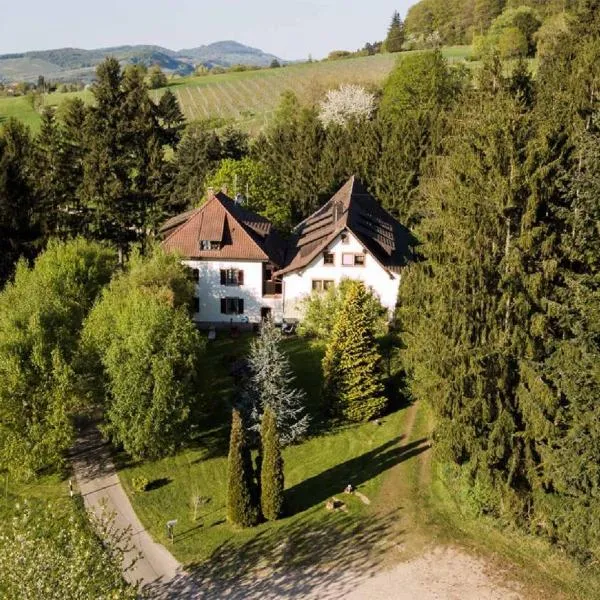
[318,84,376,127]
[0,500,137,599]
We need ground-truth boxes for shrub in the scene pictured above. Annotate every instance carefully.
[132,476,149,493]
[298,278,387,340]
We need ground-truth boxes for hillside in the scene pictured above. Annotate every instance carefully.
[405,0,577,45]
[0,41,284,83]
[0,47,472,133]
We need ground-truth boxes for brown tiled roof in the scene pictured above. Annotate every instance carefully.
[276,176,414,276]
[160,192,285,265]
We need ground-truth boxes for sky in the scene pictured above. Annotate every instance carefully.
[0,0,416,60]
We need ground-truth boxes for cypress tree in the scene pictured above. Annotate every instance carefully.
[226,409,259,527]
[260,406,284,521]
[322,281,387,421]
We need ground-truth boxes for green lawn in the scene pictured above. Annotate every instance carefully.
[118,333,413,567]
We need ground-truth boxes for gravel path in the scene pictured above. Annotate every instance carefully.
[71,426,199,594]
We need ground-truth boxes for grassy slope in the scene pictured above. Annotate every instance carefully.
[403,402,600,600]
[0,47,472,133]
[118,333,414,566]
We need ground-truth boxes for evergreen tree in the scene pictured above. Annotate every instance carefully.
[81,59,171,260]
[226,409,259,527]
[156,89,185,147]
[384,11,405,53]
[240,319,309,445]
[260,406,284,521]
[59,98,89,236]
[0,118,40,285]
[322,281,387,421]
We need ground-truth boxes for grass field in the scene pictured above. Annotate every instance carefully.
[0,47,473,133]
[117,332,414,567]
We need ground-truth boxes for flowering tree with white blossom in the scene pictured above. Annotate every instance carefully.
[318,84,376,127]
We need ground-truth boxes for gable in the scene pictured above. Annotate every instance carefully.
[160,193,285,265]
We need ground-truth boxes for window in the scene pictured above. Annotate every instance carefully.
[193,297,200,313]
[341,232,349,245]
[220,269,244,286]
[220,297,244,314]
[342,253,366,266]
[312,279,334,292]
[191,268,200,281]
[323,252,335,265]
[200,240,221,251]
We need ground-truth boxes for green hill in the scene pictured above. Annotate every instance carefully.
[0,47,472,134]
[0,41,284,84]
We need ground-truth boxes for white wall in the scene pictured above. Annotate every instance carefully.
[183,259,283,324]
[282,231,401,320]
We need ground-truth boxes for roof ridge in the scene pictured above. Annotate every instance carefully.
[161,207,203,246]
[216,194,269,261]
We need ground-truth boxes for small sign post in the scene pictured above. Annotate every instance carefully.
[166,519,178,544]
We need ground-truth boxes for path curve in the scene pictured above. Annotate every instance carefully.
[71,427,199,595]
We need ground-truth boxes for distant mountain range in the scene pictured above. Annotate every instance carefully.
[0,41,283,83]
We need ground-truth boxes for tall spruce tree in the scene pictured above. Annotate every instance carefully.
[384,11,405,52]
[226,409,259,527]
[81,60,171,260]
[322,281,387,421]
[260,406,284,521]
[0,118,40,285]
[240,319,309,445]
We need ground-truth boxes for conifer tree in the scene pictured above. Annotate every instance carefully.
[384,11,405,53]
[240,319,309,445]
[260,406,284,521]
[156,89,185,147]
[322,281,387,421]
[0,118,40,284]
[226,409,259,527]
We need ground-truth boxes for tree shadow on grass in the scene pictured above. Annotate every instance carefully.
[144,509,401,600]
[146,477,172,491]
[286,436,429,514]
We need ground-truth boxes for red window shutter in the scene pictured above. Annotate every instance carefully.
[220,270,226,285]
[238,299,244,314]
[238,270,244,285]
[220,298,226,314]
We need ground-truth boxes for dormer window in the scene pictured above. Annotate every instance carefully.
[200,240,221,251]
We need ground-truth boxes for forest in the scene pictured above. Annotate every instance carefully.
[0,0,598,575]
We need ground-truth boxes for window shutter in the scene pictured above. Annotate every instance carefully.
[220,270,226,285]
[238,299,244,314]
[238,270,244,285]
[220,298,226,314]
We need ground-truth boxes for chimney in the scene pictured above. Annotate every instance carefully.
[207,187,215,201]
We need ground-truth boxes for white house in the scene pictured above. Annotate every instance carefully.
[276,176,414,320]
[160,191,286,325]
[160,177,413,325]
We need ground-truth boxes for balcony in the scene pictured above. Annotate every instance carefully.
[263,280,282,297]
